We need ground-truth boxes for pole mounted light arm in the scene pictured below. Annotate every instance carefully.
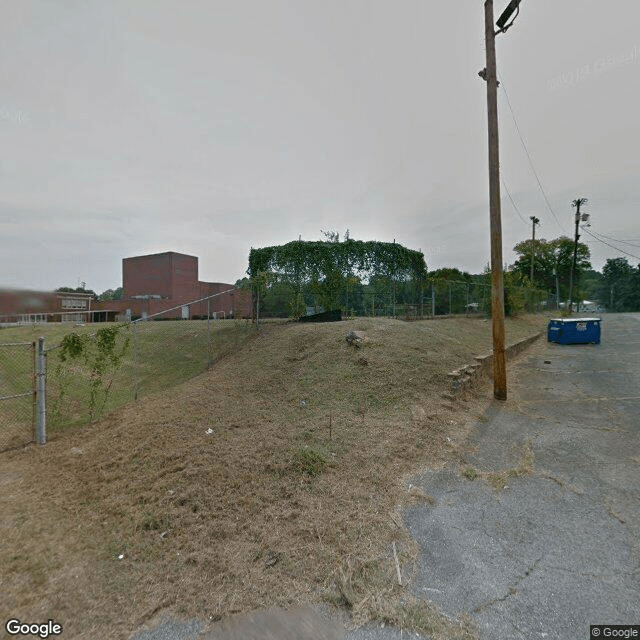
[495,0,522,34]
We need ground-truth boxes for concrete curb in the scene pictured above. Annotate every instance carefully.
[444,332,543,400]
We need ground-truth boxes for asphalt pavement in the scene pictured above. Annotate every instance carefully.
[392,312,640,640]
[131,313,640,640]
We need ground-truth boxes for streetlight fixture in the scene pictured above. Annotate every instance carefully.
[496,0,522,32]
[480,0,524,401]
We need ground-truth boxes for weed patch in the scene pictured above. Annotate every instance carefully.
[292,447,328,477]
[462,467,478,481]
[392,600,477,640]
[484,441,535,491]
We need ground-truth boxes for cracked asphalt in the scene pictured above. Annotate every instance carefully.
[132,314,639,640]
[394,313,640,640]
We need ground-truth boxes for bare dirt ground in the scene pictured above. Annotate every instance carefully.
[0,315,546,639]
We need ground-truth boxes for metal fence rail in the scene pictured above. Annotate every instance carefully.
[0,341,35,452]
[40,288,255,440]
[255,282,552,319]
[2,283,550,450]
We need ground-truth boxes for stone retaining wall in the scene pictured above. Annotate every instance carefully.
[444,332,542,400]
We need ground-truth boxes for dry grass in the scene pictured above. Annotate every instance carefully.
[484,441,535,491]
[0,315,546,639]
[461,440,535,491]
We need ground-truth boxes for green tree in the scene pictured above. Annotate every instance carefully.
[426,268,474,315]
[579,269,603,303]
[600,257,640,311]
[98,287,123,301]
[511,236,591,305]
[56,286,97,299]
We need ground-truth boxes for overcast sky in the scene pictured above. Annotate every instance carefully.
[1,0,639,294]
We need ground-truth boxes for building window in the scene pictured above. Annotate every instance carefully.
[61,298,88,309]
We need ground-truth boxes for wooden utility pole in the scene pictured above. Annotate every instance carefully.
[530,216,540,283]
[482,0,507,401]
[568,197,588,313]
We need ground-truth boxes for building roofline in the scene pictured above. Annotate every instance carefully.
[56,292,94,298]
[199,281,237,287]
[124,251,198,261]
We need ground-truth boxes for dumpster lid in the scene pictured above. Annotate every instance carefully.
[549,317,601,323]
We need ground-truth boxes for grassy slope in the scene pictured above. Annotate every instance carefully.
[0,320,257,437]
[0,315,546,639]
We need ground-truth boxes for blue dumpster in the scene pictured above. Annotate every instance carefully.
[547,317,601,345]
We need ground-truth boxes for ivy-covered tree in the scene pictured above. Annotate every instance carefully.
[248,233,427,318]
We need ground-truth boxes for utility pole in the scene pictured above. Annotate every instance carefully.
[530,216,540,284]
[480,0,521,401]
[568,198,588,313]
[610,284,615,311]
[553,256,561,311]
[431,283,435,317]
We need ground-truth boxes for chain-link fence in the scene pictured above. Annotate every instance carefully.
[255,280,551,320]
[44,292,255,436]
[0,341,35,451]
[128,312,254,401]
[2,281,551,447]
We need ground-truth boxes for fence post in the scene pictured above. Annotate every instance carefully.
[132,320,140,401]
[207,299,212,368]
[431,284,435,317]
[36,337,46,445]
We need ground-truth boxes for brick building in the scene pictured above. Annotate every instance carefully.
[94,251,251,320]
[0,251,251,324]
[0,290,97,324]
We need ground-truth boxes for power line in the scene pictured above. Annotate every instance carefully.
[501,178,528,225]
[586,228,640,249]
[498,74,566,234]
[580,226,640,262]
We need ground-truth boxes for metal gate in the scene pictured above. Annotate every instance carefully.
[0,341,35,452]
